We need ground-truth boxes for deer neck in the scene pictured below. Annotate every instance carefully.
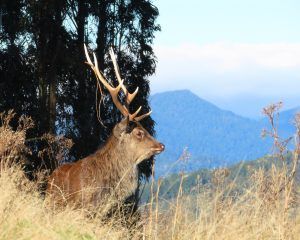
[93,135,138,197]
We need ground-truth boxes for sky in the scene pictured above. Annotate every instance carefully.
[150,0,300,118]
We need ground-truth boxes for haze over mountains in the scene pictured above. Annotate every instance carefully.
[150,90,298,176]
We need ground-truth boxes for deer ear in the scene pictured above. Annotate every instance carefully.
[113,117,129,137]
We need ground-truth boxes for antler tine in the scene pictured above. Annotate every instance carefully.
[109,47,139,105]
[84,44,93,65]
[134,110,152,122]
[128,106,142,121]
[84,44,129,117]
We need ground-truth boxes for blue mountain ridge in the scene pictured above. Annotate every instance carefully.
[150,90,299,176]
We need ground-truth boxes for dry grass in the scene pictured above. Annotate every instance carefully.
[0,165,137,240]
[144,171,300,240]
[1,162,299,240]
[0,110,34,170]
[0,107,300,240]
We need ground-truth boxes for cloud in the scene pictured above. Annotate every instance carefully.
[151,42,300,94]
[155,42,300,72]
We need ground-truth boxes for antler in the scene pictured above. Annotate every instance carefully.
[109,48,139,105]
[84,44,152,122]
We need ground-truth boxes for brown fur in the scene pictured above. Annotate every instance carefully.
[47,118,164,208]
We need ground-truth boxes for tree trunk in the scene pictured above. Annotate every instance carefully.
[36,2,49,133]
[96,1,108,70]
[73,0,90,158]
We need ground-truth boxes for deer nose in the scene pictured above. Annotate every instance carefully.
[158,143,165,152]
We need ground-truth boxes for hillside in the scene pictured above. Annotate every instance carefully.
[150,90,297,176]
[141,152,298,202]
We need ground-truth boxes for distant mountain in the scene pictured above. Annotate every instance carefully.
[150,90,298,176]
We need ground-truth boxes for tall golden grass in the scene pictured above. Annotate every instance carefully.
[0,106,299,240]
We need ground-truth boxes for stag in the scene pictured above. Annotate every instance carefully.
[47,45,164,208]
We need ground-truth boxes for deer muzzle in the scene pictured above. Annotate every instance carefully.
[151,143,165,154]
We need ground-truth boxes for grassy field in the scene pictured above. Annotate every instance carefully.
[0,161,300,239]
[1,106,300,239]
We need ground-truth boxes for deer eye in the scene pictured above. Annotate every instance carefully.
[135,130,144,139]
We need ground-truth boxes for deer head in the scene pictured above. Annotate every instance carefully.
[84,45,165,165]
